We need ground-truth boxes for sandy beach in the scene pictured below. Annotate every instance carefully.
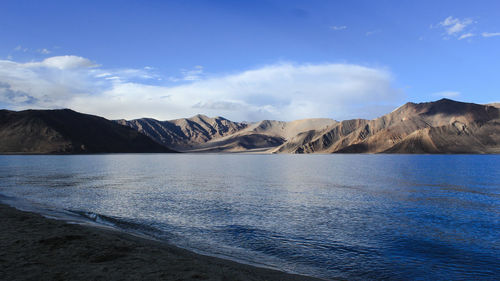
[0,203,323,281]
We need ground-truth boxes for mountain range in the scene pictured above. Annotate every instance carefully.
[118,99,500,154]
[1,99,499,154]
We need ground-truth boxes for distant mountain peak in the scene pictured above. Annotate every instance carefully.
[436,97,455,102]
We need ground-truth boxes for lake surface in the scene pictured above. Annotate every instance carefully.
[0,154,499,280]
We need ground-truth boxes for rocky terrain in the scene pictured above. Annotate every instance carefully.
[116,114,247,151]
[274,99,500,154]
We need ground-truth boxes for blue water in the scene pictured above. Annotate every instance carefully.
[0,154,499,280]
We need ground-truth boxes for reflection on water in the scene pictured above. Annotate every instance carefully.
[0,154,499,280]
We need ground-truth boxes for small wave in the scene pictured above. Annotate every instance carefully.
[0,192,16,201]
[67,210,175,241]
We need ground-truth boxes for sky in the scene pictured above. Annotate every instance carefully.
[1,0,499,121]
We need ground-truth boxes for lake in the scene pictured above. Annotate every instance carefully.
[0,154,499,280]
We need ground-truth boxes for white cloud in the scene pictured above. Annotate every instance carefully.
[14,45,28,52]
[435,16,478,40]
[24,55,98,70]
[458,33,475,40]
[439,16,473,35]
[0,58,102,108]
[433,91,460,98]
[0,56,403,121]
[482,32,500,37]
[435,17,500,41]
[330,25,347,31]
[365,30,381,36]
[181,65,204,81]
[38,48,51,54]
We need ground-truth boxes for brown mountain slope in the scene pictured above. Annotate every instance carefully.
[187,134,285,153]
[272,119,366,153]
[277,99,500,154]
[183,118,337,152]
[116,114,247,150]
[0,109,175,154]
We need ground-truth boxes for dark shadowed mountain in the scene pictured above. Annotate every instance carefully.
[0,109,176,154]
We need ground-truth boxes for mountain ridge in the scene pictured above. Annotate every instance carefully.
[2,99,499,154]
[116,114,248,150]
[274,99,499,154]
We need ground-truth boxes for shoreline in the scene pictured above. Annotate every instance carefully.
[0,202,324,281]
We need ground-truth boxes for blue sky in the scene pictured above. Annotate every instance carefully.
[1,0,499,121]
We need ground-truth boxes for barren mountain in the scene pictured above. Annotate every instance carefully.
[119,115,337,152]
[116,114,247,150]
[275,99,500,154]
[271,119,367,153]
[0,109,175,154]
[189,118,338,152]
[117,115,336,152]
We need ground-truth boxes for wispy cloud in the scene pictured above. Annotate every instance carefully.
[458,33,475,40]
[439,16,473,35]
[365,30,381,36]
[482,32,500,37]
[181,65,204,81]
[14,45,28,52]
[13,46,52,55]
[434,17,500,41]
[37,48,51,54]
[435,16,476,40]
[0,56,403,121]
[330,25,347,31]
[168,65,205,82]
